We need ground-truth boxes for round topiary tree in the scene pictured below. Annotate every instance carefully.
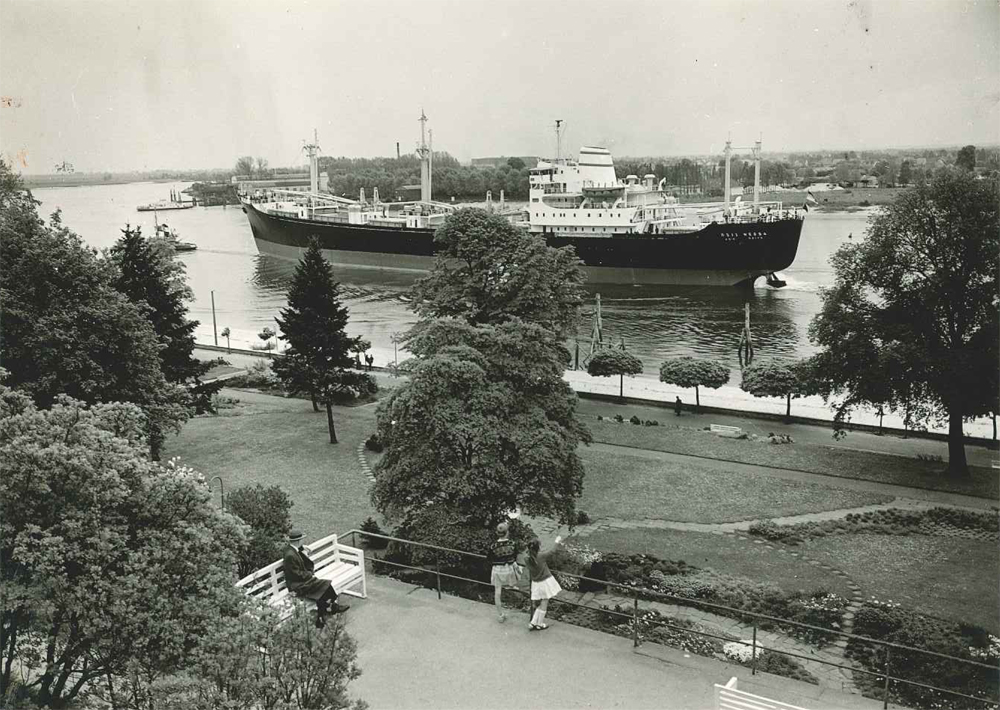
[586,348,644,400]
[658,356,730,411]
[740,360,808,422]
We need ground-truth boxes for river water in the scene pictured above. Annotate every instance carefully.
[35,181,869,377]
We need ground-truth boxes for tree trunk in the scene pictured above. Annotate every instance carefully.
[325,402,338,444]
[947,409,968,476]
[695,386,700,411]
[785,393,791,422]
[311,393,319,412]
[619,374,624,400]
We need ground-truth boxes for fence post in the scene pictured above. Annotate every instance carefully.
[752,624,758,676]
[632,595,640,648]
[882,647,891,710]
[435,549,442,600]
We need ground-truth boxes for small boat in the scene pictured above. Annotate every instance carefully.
[137,200,195,212]
[154,222,197,252]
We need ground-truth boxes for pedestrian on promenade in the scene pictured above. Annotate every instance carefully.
[365,353,374,371]
[282,530,349,628]
[524,536,563,631]
[486,522,521,623]
[674,396,683,416]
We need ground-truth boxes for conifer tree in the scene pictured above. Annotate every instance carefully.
[109,225,209,385]
[273,239,374,443]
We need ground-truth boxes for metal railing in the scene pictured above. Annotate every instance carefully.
[344,529,999,710]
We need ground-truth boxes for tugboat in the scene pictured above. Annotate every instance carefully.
[240,117,803,287]
[154,221,197,252]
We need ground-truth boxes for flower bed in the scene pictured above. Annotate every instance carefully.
[564,549,846,647]
[748,507,1000,546]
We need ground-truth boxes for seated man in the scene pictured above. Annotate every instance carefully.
[283,529,349,628]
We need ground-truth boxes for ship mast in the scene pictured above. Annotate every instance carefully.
[304,129,321,196]
[418,110,431,202]
[554,119,564,163]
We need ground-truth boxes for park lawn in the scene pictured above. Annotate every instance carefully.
[805,533,1000,634]
[580,527,854,598]
[585,419,998,500]
[576,447,892,523]
[163,388,380,546]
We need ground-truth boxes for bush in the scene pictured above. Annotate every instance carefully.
[365,433,384,453]
[643,419,659,426]
[227,484,294,578]
[848,599,999,709]
[748,520,797,543]
[629,415,642,425]
[360,516,389,549]
[576,510,592,525]
[613,414,624,423]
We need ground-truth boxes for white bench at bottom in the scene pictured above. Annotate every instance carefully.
[236,532,367,621]
[714,676,811,710]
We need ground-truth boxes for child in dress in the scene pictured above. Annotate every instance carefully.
[524,536,562,630]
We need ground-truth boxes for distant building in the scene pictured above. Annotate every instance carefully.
[859,175,879,188]
[232,171,329,193]
[470,156,540,169]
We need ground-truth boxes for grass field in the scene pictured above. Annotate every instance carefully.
[805,534,1000,633]
[163,389,380,545]
[586,419,999,500]
[576,446,892,523]
[580,527,855,598]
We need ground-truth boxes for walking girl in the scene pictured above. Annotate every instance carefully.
[525,536,562,631]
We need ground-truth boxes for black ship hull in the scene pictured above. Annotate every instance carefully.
[244,202,802,287]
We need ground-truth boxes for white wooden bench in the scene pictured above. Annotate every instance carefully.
[710,424,743,438]
[236,533,367,621]
[715,677,810,710]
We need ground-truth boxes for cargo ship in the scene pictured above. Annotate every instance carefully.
[241,118,803,287]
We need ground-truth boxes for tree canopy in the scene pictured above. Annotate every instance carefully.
[0,387,246,706]
[372,318,590,529]
[740,360,809,421]
[409,208,586,340]
[807,169,998,474]
[955,145,976,171]
[586,348,643,399]
[272,239,375,443]
[0,164,189,459]
[658,356,730,409]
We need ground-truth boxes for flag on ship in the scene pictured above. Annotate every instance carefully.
[804,190,818,212]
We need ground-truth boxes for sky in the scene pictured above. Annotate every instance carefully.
[2,0,998,173]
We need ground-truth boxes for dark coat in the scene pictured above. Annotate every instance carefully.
[282,543,331,600]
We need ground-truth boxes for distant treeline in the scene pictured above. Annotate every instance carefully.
[319,153,532,201]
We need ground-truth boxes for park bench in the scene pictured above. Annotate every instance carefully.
[714,677,810,710]
[710,424,743,438]
[236,532,367,621]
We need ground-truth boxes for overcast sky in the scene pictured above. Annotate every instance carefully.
[2,0,997,173]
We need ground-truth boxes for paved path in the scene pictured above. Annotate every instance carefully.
[347,575,891,710]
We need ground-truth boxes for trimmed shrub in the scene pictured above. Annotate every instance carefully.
[227,483,294,578]
[360,516,388,549]
[576,510,592,525]
[365,433,384,453]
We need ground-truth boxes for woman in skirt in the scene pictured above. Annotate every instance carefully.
[525,536,562,630]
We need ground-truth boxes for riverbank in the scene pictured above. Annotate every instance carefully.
[193,344,999,451]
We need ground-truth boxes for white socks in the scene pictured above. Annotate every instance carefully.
[531,608,547,626]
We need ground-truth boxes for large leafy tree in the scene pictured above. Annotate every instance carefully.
[807,169,998,475]
[586,348,643,400]
[0,388,246,707]
[0,164,189,459]
[109,224,209,385]
[272,239,374,443]
[372,319,590,529]
[409,208,586,339]
[658,356,730,410]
